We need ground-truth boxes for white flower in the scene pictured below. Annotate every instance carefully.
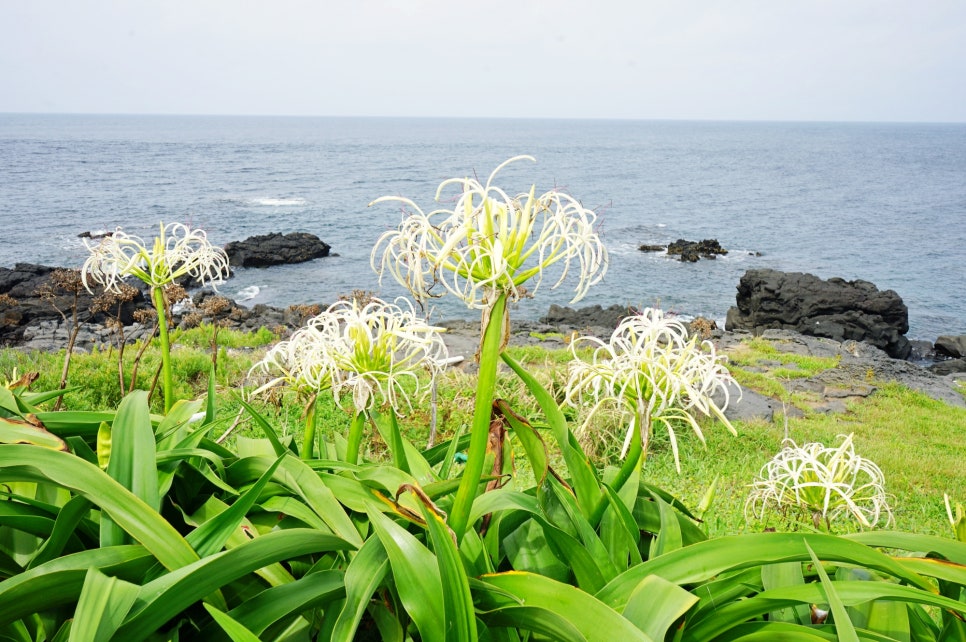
[370,156,608,310]
[250,323,336,397]
[745,434,894,530]
[81,222,230,293]
[565,308,738,472]
[252,297,449,414]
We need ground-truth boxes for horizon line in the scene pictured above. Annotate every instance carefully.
[2,110,964,126]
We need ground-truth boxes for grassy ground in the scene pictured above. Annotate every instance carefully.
[2,324,964,538]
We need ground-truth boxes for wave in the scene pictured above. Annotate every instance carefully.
[250,197,308,206]
[235,285,261,303]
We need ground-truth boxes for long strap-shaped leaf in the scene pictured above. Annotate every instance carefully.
[102,390,160,547]
[475,571,652,642]
[597,533,935,610]
[0,445,198,571]
[367,505,445,642]
[116,529,354,639]
[501,352,601,520]
[69,568,141,642]
[186,454,286,558]
[682,580,966,642]
[0,545,153,626]
[331,536,391,642]
[420,500,478,642]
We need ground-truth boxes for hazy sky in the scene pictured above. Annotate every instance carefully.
[2,0,965,122]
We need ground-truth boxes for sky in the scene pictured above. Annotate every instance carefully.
[2,0,965,122]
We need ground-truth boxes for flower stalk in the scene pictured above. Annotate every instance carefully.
[449,291,507,539]
[81,222,230,413]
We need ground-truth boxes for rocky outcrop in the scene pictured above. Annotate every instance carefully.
[224,232,331,268]
[638,239,729,262]
[936,335,966,358]
[540,304,635,331]
[725,269,911,359]
[667,238,728,262]
[0,263,146,347]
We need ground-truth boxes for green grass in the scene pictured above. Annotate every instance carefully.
[2,329,964,538]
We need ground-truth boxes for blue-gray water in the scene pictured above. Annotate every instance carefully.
[1,114,964,341]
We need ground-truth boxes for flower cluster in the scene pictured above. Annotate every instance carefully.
[81,222,230,293]
[252,297,449,413]
[370,156,608,310]
[565,308,738,471]
[745,433,894,529]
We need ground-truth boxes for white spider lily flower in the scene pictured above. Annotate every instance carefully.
[250,323,336,397]
[745,434,894,530]
[565,308,738,472]
[81,222,230,293]
[320,298,449,413]
[251,297,449,414]
[370,156,608,310]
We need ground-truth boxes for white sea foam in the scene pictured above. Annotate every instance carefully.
[250,197,308,206]
[235,285,261,302]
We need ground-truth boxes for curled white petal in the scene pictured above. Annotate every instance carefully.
[81,222,230,293]
[371,156,608,309]
[565,308,738,472]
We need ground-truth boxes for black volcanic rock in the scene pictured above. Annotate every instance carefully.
[224,232,331,268]
[666,239,728,262]
[0,263,145,346]
[725,269,911,359]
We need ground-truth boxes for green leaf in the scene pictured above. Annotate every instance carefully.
[116,529,354,639]
[227,455,363,548]
[760,562,809,624]
[0,415,67,450]
[69,568,140,642]
[0,546,154,627]
[494,399,548,486]
[331,537,390,642]
[622,574,698,642]
[27,496,94,569]
[684,580,966,641]
[224,569,345,636]
[646,491,683,558]
[597,533,934,610]
[203,604,262,642]
[234,393,288,457]
[186,454,285,558]
[420,500,478,642]
[501,352,601,519]
[477,606,587,642]
[805,541,858,642]
[0,445,198,571]
[476,571,652,642]
[31,411,115,441]
[367,506,445,642]
[102,391,160,548]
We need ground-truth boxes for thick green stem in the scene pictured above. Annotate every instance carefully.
[345,410,367,465]
[449,293,508,540]
[301,395,318,460]
[151,286,174,413]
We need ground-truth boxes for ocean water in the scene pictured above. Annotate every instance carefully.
[1,114,964,341]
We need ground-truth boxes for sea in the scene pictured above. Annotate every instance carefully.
[1,113,964,342]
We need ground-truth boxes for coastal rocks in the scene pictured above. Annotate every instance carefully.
[936,335,966,358]
[667,238,728,262]
[639,239,728,262]
[725,269,911,360]
[224,232,331,268]
[0,263,145,347]
[715,329,966,410]
[540,304,635,331]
